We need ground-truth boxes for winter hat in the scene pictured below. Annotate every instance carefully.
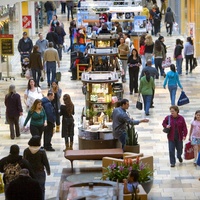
[10,144,20,155]
[158,35,164,41]
[28,136,41,146]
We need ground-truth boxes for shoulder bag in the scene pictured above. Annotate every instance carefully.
[136,94,143,110]
[163,115,170,134]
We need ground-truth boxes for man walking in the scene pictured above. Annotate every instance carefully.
[112,99,149,151]
[42,92,56,151]
[44,42,60,87]
[35,33,48,59]
[118,37,129,83]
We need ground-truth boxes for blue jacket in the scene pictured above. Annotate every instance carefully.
[42,97,56,124]
[163,71,183,89]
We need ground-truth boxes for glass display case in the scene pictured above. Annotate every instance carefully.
[78,71,122,149]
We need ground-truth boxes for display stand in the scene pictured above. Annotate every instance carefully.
[78,71,121,150]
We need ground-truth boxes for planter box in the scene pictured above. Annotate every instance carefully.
[124,144,140,153]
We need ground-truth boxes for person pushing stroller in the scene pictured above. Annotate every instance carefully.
[17,32,33,77]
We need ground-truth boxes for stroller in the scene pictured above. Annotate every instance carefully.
[21,53,30,77]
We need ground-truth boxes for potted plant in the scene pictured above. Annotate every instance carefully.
[124,124,140,153]
[102,156,153,193]
[104,108,113,122]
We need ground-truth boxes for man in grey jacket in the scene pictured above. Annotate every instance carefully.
[112,99,149,151]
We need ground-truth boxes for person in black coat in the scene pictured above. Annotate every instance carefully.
[6,169,42,200]
[0,145,35,191]
[42,92,56,151]
[4,85,23,139]
[46,26,59,49]
[23,136,51,200]
[17,32,33,67]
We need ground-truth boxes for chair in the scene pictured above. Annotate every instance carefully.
[76,64,89,80]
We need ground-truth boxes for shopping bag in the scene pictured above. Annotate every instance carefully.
[184,141,194,160]
[177,91,190,106]
[193,57,198,69]
[56,71,61,82]
[151,56,154,65]
[19,116,30,134]
[0,174,4,194]
[136,94,143,110]
[139,45,145,55]
[162,57,172,68]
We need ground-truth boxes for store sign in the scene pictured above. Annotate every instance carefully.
[22,15,32,29]
[0,34,14,55]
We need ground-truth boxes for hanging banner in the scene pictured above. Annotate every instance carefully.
[22,15,32,29]
[0,34,14,55]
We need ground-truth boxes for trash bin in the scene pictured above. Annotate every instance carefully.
[130,33,140,51]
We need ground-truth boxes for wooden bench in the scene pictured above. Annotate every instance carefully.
[64,148,123,171]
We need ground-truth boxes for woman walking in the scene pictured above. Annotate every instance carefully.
[162,106,187,167]
[23,99,47,138]
[24,79,43,111]
[174,39,183,75]
[139,70,155,116]
[184,37,194,74]
[49,81,62,132]
[127,48,141,94]
[189,110,200,165]
[163,64,183,105]
[153,39,166,77]
[60,94,75,151]
[5,85,23,139]
[144,34,154,62]
[139,33,147,69]
[29,45,43,87]
[164,7,175,36]
[23,136,50,200]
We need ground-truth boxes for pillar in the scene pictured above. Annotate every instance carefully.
[194,0,200,57]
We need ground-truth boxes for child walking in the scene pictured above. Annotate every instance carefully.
[189,110,200,165]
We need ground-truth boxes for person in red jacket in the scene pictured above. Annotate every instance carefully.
[162,106,188,167]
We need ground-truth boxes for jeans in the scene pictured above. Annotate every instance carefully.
[67,6,73,20]
[168,85,177,105]
[7,116,20,139]
[47,10,53,25]
[168,140,183,165]
[120,60,127,81]
[35,171,46,200]
[61,2,66,13]
[57,46,62,60]
[44,122,54,149]
[31,68,41,87]
[176,58,183,75]
[185,54,193,72]
[128,67,139,93]
[142,95,152,115]
[46,61,56,85]
[30,124,44,139]
[155,58,164,76]
[118,132,126,151]
[141,55,146,69]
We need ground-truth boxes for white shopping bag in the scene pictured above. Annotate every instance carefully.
[19,116,30,134]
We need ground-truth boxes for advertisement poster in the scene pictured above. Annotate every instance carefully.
[133,16,147,33]
[188,23,195,38]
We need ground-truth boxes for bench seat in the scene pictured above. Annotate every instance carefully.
[65,148,123,171]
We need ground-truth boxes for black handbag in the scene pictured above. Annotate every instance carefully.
[136,94,143,110]
[163,115,170,134]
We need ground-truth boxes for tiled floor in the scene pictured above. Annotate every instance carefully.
[0,9,200,200]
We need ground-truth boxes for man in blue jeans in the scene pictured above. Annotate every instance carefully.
[112,99,149,151]
[44,42,60,87]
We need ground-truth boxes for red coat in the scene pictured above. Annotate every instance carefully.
[162,114,187,141]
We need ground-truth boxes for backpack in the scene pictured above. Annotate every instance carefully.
[3,162,22,185]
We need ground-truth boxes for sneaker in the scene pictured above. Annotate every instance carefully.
[130,92,133,95]
[150,105,154,108]
[171,164,175,167]
[178,157,183,163]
